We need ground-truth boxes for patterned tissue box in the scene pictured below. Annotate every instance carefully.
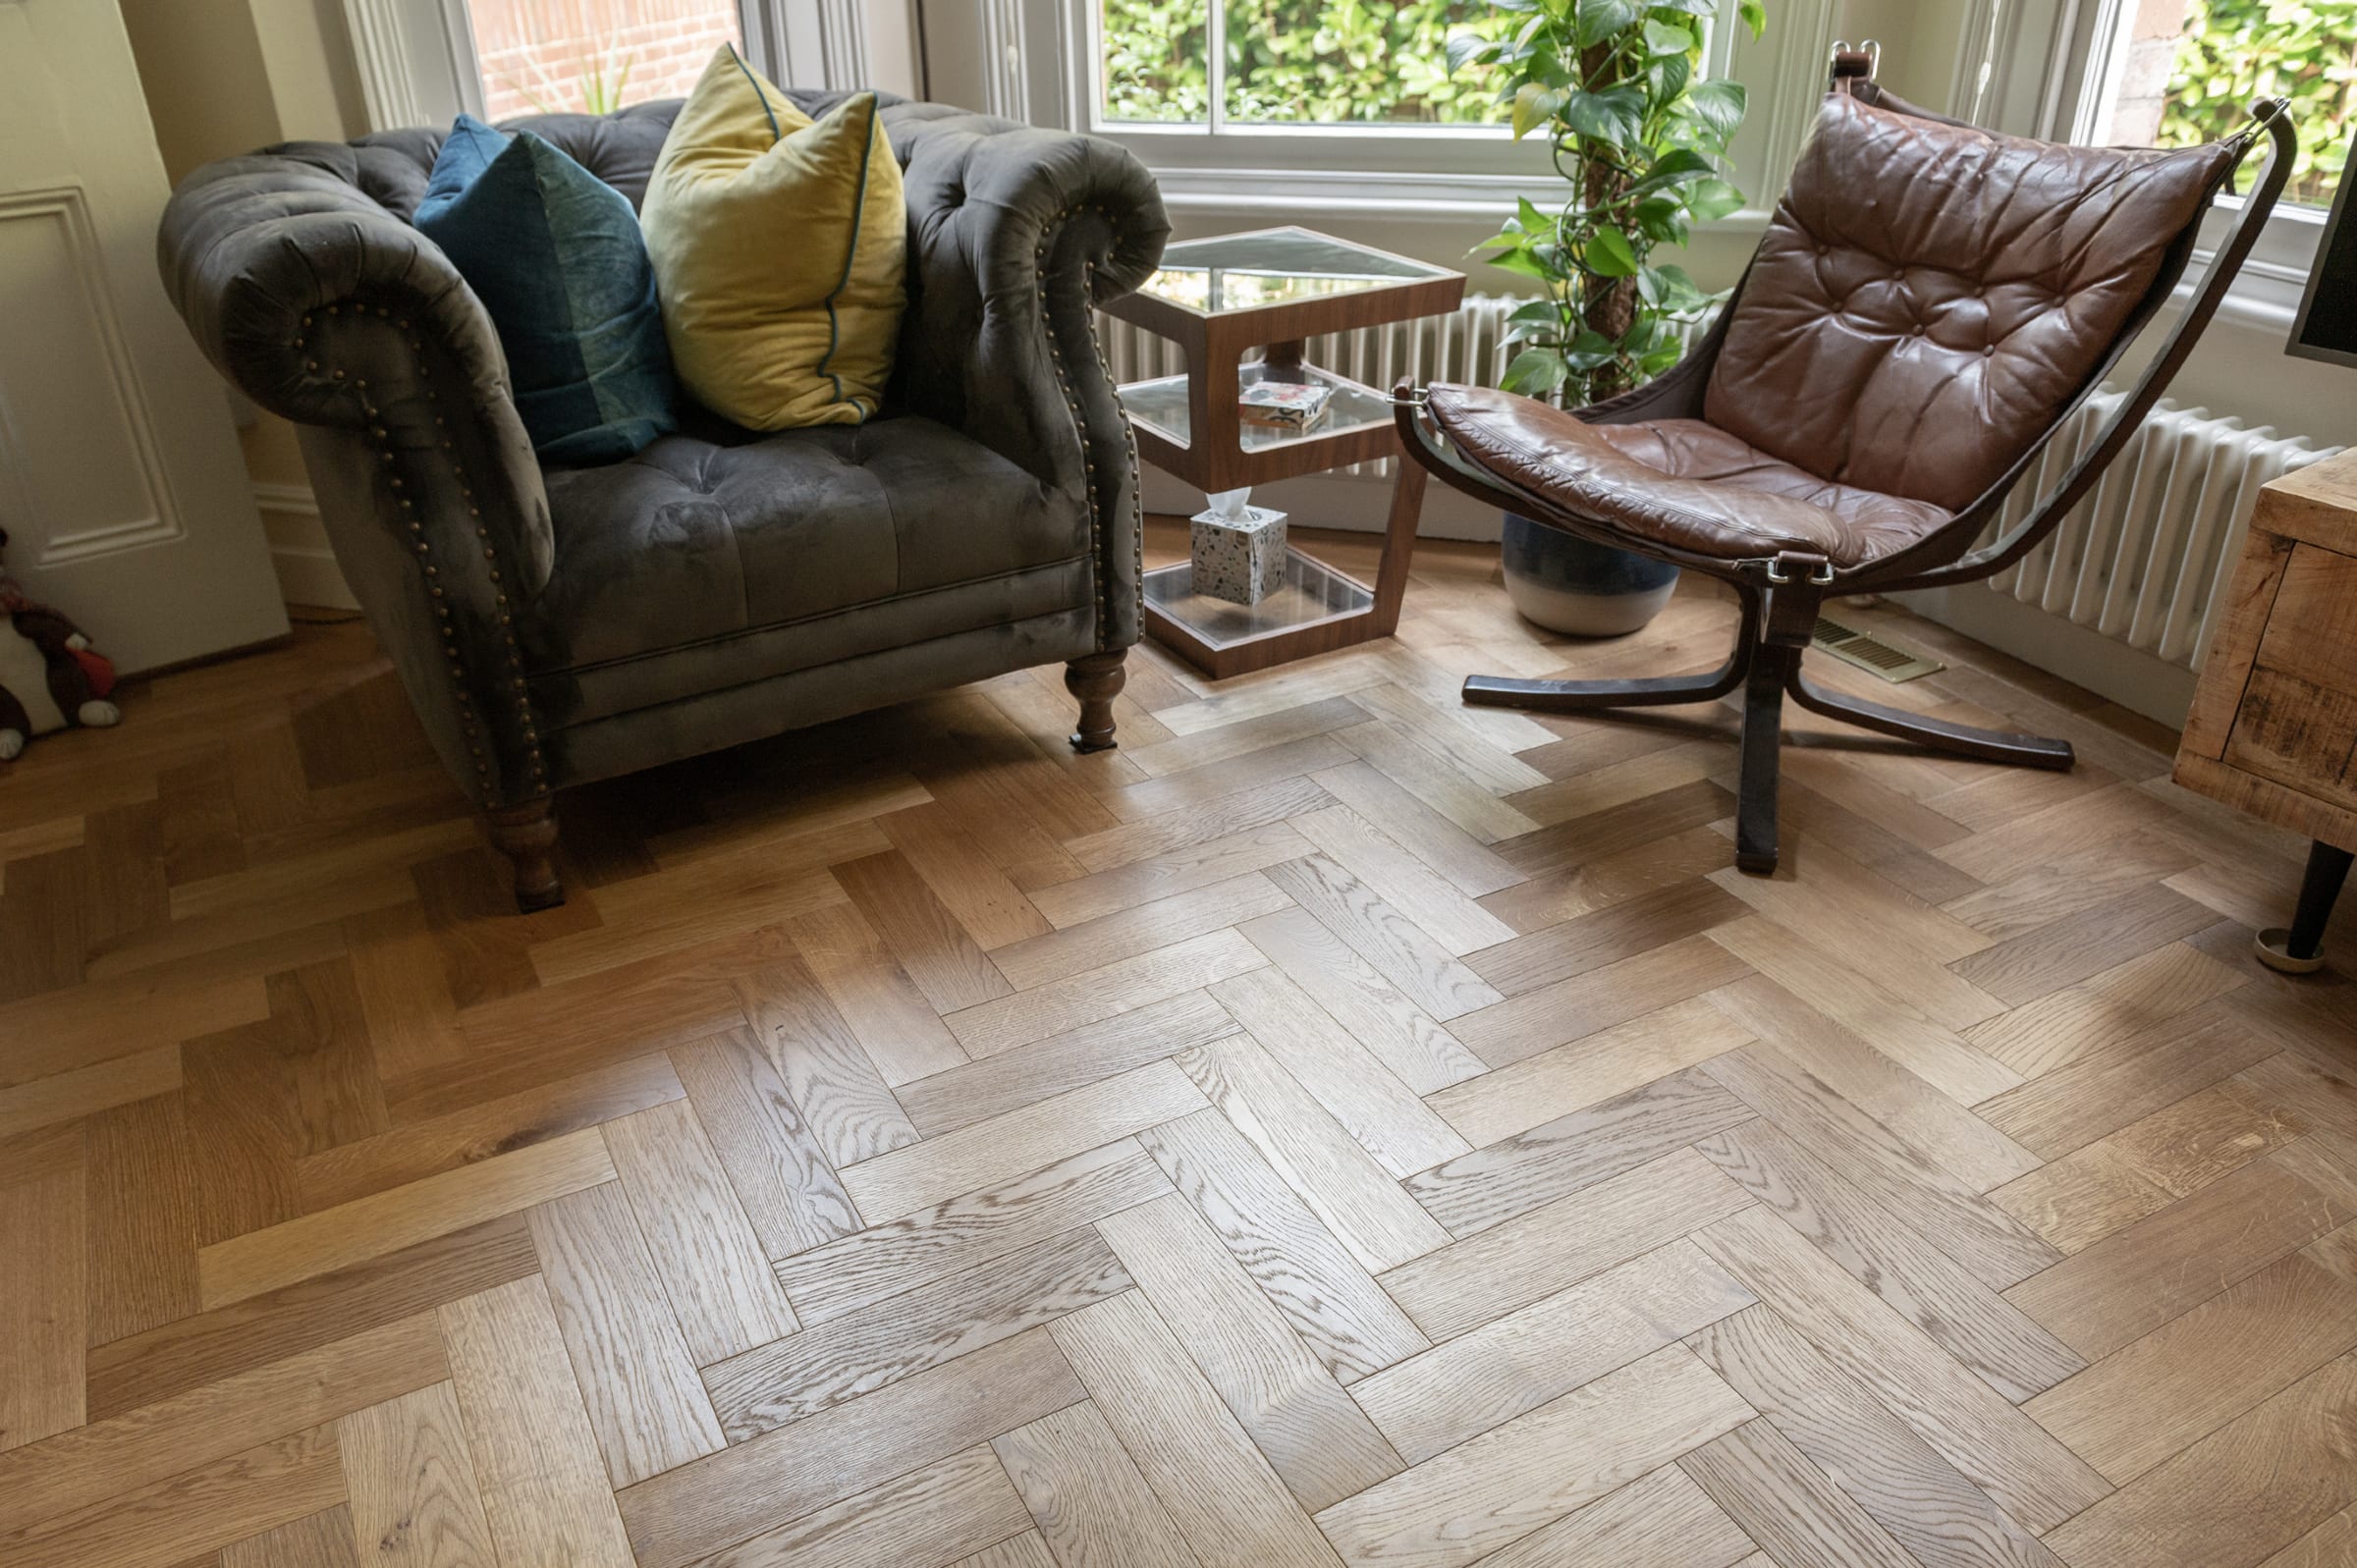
[1190,503,1288,605]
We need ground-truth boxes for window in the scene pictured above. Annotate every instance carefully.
[460,0,743,120]
[2090,0,2356,207]
[1099,0,1511,126]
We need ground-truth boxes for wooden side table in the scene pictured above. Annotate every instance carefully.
[1104,227,1466,678]
[2175,445,2357,973]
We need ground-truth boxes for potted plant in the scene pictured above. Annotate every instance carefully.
[1452,0,1763,634]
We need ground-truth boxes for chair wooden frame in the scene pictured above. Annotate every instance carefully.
[1395,56,2297,874]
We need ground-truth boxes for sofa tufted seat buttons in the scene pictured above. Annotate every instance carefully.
[524,412,1091,684]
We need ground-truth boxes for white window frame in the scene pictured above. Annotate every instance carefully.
[339,0,885,134]
[1044,0,1841,227]
[1950,0,2331,335]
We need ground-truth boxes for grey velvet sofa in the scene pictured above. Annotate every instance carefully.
[157,92,1169,910]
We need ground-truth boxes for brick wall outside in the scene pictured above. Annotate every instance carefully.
[469,0,740,121]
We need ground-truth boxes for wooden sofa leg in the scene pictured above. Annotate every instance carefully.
[1067,649,1127,754]
[483,797,566,913]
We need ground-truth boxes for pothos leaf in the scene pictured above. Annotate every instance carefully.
[1484,245,1558,282]
[1446,30,1500,72]
[1556,82,1646,144]
[1503,347,1570,395]
[1684,78,1748,140]
[1642,18,1694,55]
[1573,0,1639,47]
[1512,81,1568,138]
[1586,226,1640,276]
[1739,0,1767,38]
[1685,177,1747,222]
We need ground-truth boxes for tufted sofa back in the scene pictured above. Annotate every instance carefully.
[319,92,858,218]
[1703,92,2235,514]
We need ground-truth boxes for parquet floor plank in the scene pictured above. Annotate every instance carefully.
[1208,965,1471,1176]
[773,1140,1172,1325]
[1462,1462,1756,1568]
[0,1312,443,1536]
[2044,1351,2357,1568]
[1264,853,1502,1020]
[526,1182,726,1486]
[438,1275,637,1568]
[702,1227,1130,1439]
[1095,1193,1403,1510]
[1694,1208,2111,1535]
[1380,1146,1753,1340]
[1233,905,1486,1094]
[840,1061,1206,1220]
[1314,1345,1753,1568]
[1047,1291,1345,1568]
[669,1028,866,1256]
[1687,1305,2065,1568]
[196,1126,615,1309]
[1404,1066,1754,1237]
[0,1125,86,1451]
[991,1402,1200,1568]
[1703,1045,2059,1289]
[220,1502,362,1568]
[2001,1152,2357,1361]
[1694,1119,2085,1403]
[11,546,2356,1568]
[1679,1418,1925,1568]
[335,1379,499,1568]
[1351,1239,1753,1464]
[784,900,970,1086]
[1175,1031,1450,1272]
[619,1329,1083,1568]
[1138,1108,1430,1381]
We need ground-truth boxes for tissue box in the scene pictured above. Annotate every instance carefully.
[1191,503,1288,605]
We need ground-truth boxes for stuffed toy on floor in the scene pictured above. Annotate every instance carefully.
[0,527,118,761]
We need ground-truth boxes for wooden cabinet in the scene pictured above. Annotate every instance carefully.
[2175,446,2357,972]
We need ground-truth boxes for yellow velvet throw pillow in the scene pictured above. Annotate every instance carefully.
[642,48,904,428]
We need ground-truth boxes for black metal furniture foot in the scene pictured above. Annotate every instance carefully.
[2256,839,2353,974]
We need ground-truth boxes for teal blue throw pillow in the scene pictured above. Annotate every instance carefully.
[416,117,677,464]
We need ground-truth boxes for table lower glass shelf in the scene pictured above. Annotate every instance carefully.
[1143,548,1376,652]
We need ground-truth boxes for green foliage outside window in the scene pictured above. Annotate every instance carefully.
[1102,0,1516,121]
[2154,0,2357,205]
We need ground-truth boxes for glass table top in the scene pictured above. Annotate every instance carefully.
[1135,227,1453,315]
[1144,548,1375,649]
[1119,361,1393,453]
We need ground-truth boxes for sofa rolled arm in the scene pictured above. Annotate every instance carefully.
[158,143,559,808]
[886,108,1170,652]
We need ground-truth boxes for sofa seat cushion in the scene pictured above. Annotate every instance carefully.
[521,412,1090,723]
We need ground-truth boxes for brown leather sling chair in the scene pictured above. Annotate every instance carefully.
[1393,51,2295,874]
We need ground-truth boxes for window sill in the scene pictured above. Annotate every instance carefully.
[1147,163,1775,235]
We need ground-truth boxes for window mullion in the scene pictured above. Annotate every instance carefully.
[1206,0,1227,134]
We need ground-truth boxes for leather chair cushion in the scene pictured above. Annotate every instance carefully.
[1425,384,1953,568]
[520,411,1090,718]
[1705,92,2232,512]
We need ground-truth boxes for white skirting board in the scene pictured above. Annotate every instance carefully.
[252,482,360,611]
[1896,583,2202,730]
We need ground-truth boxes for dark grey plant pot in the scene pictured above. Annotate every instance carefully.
[1500,513,1680,636]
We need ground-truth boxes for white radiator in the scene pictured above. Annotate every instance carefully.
[1098,298,2344,721]
[1969,390,2338,673]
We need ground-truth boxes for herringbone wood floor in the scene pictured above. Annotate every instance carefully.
[3,522,2354,1568]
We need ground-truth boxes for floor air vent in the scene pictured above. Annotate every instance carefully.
[1811,617,1945,683]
